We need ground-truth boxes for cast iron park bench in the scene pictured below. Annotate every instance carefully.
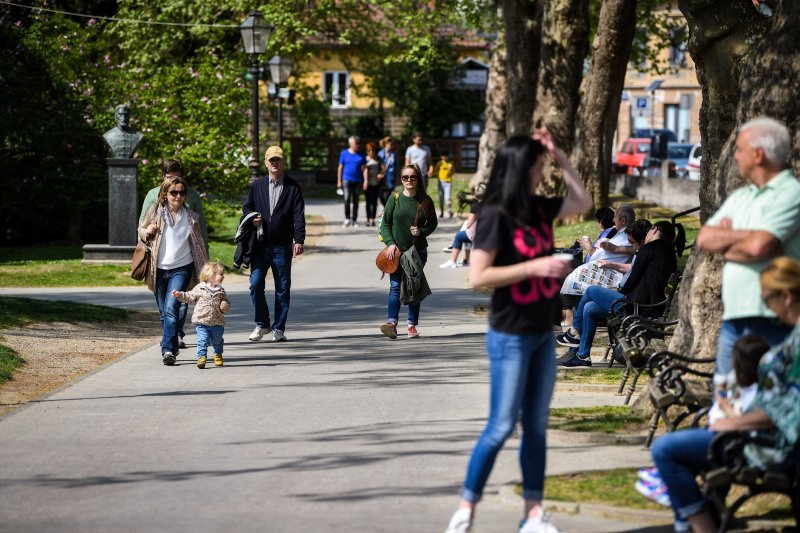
[456,190,475,216]
[703,431,800,531]
[643,350,715,447]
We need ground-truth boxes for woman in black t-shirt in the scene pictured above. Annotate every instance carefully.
[444,131,592,533]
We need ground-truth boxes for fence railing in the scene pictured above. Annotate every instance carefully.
[286,137,479,183]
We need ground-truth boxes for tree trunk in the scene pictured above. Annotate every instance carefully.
[668,0,774,357]
[472,32,508,190]
[532,0,589,192]
[570,0,637,209]
[503,0,543,136]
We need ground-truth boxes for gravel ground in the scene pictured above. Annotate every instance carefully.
[0,310,160,416]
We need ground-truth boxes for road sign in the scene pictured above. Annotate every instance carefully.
[635,96,650,109]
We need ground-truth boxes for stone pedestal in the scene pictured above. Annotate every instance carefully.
[82,158,140,265]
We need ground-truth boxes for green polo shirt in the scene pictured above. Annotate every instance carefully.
[707,169,800,320]
[139,186,208,248]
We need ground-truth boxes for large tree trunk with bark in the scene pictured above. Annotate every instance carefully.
[668,0,776,357]
[532,0,589,191]
[503,0,543,136]
[472,32,508,190]
[570,0,637,208]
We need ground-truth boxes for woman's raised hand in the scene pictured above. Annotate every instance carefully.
[533,127,566,163]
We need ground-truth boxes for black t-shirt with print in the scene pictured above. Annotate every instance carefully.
[473,198,564,334]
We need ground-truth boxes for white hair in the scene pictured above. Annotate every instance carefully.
[740,116,791,166]
[348,135,359,144]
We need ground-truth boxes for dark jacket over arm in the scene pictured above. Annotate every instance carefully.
[620,239,677,307]
[243,174,306,247]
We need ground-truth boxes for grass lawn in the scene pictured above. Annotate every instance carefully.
[548,406,647,433]
[0,296,129,383]
[541,468,792,519]
[557,367,626,385]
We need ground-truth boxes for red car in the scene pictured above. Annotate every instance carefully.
[615,138,651,175]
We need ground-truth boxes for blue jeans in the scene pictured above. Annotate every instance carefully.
[250,243,292,332]
[452,230,472,250]
[715,317,793,379]
[387,249,427,325]
[154,263,193,355]
[196,325,224,358]
[651,428,715,520]
[573,285,623,358]
[343,181,361,222]
[461,328,557,503]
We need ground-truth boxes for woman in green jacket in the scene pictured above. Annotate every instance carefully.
[379,163,438,339]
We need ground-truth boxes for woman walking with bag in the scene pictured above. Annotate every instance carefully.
[444,130,592,533]
[138,175,208,365]
[378,163,438,339]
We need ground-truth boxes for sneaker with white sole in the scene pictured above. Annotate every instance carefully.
[380,322,398,339]
[352,221,359,228]
[440,259,458,268]
[442,245,453,253]
[407,325,419,338]
[342,219,352,227]
[555,329,580,348]
[637,467,662,486]
[635,479,671,507]
[444,508,473,533]
[249,325,272,341]
[519,513,561,533]
[272,329,287,342]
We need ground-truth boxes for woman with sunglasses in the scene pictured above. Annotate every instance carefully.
[379,163,438,339]
[444,130,592,533]
[138,175,208,365]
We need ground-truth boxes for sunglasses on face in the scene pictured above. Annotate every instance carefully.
[169,190,187,197]
[401,175,417,181]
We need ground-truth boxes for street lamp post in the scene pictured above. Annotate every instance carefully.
[268,55,293,146]
[239,11,273,183]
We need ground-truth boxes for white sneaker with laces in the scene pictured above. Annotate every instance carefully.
[519,513,561,533]
[249,325,271,341]
[440,259,458,269]
[272,329,287,342]
[444,508,473,533]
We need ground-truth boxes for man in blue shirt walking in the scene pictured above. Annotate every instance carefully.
[337,136,366,227]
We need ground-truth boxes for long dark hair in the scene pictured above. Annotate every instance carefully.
[483,135,546,224]
[401,163,434,219]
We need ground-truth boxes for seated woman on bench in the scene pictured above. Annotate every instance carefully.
[557,220,677,367]
[648,257,800,533]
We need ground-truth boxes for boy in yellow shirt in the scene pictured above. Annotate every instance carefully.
[435,151,454,218]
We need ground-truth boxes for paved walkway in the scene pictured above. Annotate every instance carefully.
[0,200,671,532]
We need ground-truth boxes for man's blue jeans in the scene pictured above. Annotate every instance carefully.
[250,243,292,332]
[716,317,792,379]
[154,263,193,355]
[387,249,427,325]
[461,328,556,503]
[573,285,624,358]
[196,325,224,358]
[651,428,715,520]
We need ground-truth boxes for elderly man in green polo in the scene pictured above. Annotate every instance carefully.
[697,116,800,381]
[138,158,208,349]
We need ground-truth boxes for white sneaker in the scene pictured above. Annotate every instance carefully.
[519,513,561,533]
[442,246,453,253]
[249,325,271,341]
[342,219,351,227]
[272,329,287,342]
[444,508,473,533]
[440,259,458,269]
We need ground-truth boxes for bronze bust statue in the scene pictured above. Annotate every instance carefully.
[103,104,144,159]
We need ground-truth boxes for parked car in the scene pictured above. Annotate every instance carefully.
[631,128,678,142]
[687,143,702,181]
[666,142,695,178]
[615,138,651,175]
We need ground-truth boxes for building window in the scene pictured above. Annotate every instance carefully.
[323,71,350,108]
[669,27,687,67]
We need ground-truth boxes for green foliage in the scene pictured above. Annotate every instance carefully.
[293,84,333,138]
[0,342,25,384]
